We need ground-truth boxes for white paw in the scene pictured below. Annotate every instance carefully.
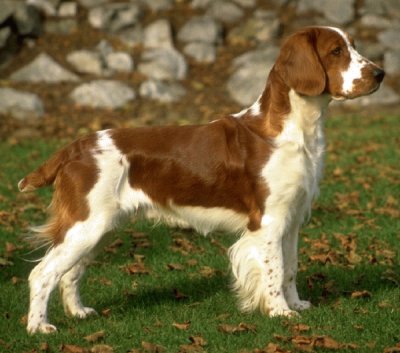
[290,300,312,311]
[269,308,299,318]
[71,307,98,319]
[27,322,57,335]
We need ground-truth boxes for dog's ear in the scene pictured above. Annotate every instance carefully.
[275,30,326,96]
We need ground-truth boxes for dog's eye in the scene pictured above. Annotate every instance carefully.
[331,47,342,56]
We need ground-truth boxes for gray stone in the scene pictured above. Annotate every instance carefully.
[228,47,278,106]
[343,84,400,107]
[232,0,256,8]
[26,0,58,16]
[96,39,114,57]
[359,0,386,15]
[106,52,134,73]
[384,50,400,75]
[190,0,212,8]
[138,47,187,80]
[117,25,143,47]
[88,3,142,33]
[183,42,216,63]
[77,0,109,8]
[0,0,19,23]
[356,41,386,62]
[14,4,42,36]
[228,13,281,44]
[178,16,222,44]
[0,88,44,120]
[297,0,355,24]
[143,19,173,49]
[67,50,105,75]
[227,62,272,106]
[232,46,279,69]
[359,14,392,28]
[140,79,186,103]
[70,80,135,108]
[141,0,173,11]
[0,27,11,48]
[58,2,78,17]
[206,1,244,23]
[10,53,80,83]
[378,28,400,49]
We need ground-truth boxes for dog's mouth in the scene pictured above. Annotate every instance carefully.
[332,82,382,101]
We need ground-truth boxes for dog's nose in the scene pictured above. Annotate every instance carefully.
[373,68,385,83]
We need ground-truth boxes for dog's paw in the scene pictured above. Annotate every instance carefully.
[27,322,57,335]
[269,308,299,318]
[70,307,98,319]
[289,300,312,311]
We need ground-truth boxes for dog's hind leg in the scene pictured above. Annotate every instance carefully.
[26,216,115,334]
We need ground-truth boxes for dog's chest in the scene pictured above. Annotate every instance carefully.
[262,109,325,221]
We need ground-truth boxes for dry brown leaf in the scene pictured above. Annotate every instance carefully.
[384,343,400,353]
[39,342,50,352]
[264,343,292,353]
[199,266,217,278]
[172,321,191,330]
[167,263,185,271]
[101,308,111,317]
[60,344,87,353]
[90,344,114,353]
[141,341,166,353]
[189,336,207,347]
[291,323,311,334]
[84,330,105,343]
[351,290,371,299]
[105,239,123,253]
[125,261,150,275]
[218,322,257,334]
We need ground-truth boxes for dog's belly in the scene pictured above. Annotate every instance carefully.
[147,204,249,235]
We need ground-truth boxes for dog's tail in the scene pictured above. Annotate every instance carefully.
[18,146,68,192]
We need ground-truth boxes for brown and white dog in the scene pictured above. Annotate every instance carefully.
[19,26,384,334]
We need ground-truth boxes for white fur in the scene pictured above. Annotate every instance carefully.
[229,90,328,316]
[232,94,262,118]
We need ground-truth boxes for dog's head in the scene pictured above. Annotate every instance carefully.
[275,26,385,100]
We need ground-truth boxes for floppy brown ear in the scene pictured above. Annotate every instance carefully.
[275,30,326,96]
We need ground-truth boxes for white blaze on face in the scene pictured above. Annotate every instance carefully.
[328,27,370,96]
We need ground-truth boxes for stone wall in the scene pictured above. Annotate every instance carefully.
[0,0,399,123]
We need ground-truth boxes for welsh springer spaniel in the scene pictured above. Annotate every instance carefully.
[19,26,384,334]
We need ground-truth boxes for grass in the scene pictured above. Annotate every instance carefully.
[0,114,399,353]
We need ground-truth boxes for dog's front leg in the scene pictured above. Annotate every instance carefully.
[229,220,297,317]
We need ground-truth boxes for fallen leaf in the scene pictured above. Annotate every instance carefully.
[105,238,123,253]
[172,321,191,330]
[90,344,114,353]
[167,263,185,271]
[141,341,166,353]
[291,323,310,334]
[60,344,87,353]
[384,343,400,353]
[218,322,257,334]
[199,266,217,278]
[351,290,371,299]
[125,261,150,275]
[39,342,50,352]
[84,330,105,343]
[189,336,207,347]
[101,308,111,317]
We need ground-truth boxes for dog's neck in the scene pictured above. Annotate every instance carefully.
[232,67,331,139]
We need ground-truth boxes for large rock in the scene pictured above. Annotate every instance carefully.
[143,19,173,49]
[138,48,187,80]
[177,16,222,44]
[206,1,244,23]
[105,52,133,73]
[66,50,104,75]
[88,3,142,33]
[378,28,400,50]
[0,88,44,120]
[10,53,80,83]
[384,50,400,75]
[228,11,281,45]
[183,42,216,63]
[70,80,135,108]
[297,0,355,25]
[139,79,186,103]
[14,3,42,36]
[141,0,173,11]
[227,47,278,106]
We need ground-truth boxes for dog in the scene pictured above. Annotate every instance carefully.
[19,26,384,334]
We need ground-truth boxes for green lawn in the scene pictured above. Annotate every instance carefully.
[0,115,399,353]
